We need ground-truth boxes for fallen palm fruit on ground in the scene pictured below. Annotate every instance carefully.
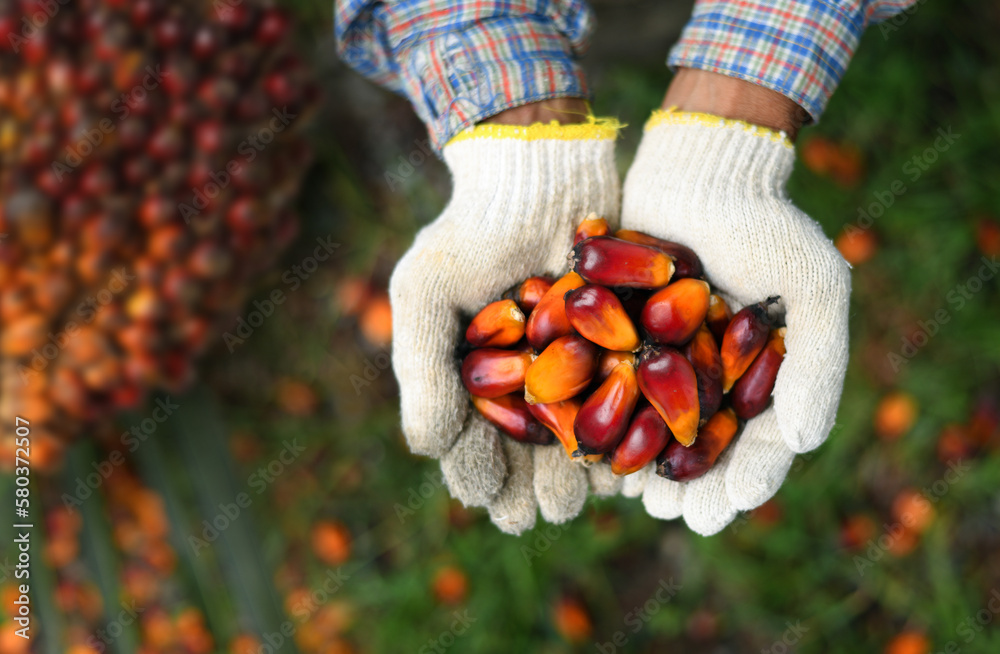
[459,217,786,482]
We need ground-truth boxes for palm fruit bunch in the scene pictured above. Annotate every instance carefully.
[0,0,317,470]
[461,216,787,482]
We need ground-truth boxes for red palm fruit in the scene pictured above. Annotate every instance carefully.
[640,279,711,345]
[571,236,674,289]
[732,328,786,419]
[613,230,703,279]
[524,272,584,350]
[637,347,700,446]
[657,408,738,481]
[596,351,636,385]
[256,8,291,46]
[574,214,610,245]
[527,399,602,463]
[504,275,555,314]
[461,349,533,399]
[465,299,525,348]
[705,294,733,344]
[720,297,778,392]
[574,361,640,454]
[565,285,641,352]
[610,404,671,475]
[524,335,598,404]
[683,324,723,424]
[471,394,553,445]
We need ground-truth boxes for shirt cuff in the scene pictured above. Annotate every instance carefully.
[394,17,589,152]
[668,0,873,122]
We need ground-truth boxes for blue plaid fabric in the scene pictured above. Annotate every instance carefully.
[335,0,919,150]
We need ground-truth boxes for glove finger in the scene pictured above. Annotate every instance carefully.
[533,446,588,524]
[642,473,685,520]
[681,444,738,536]
[588,463,623,497]
[772,257,851,453]
[389,258,468,458]
[487,438,537,535]
[723,408,796,511]
[621,463,653,498]
[440,412,507,507]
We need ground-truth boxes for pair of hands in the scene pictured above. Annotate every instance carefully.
[388,75,851,536]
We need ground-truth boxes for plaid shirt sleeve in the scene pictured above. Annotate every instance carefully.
[669,0,920,122]
[334,0,593,152]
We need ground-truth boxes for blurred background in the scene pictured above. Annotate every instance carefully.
[1,0,999,652]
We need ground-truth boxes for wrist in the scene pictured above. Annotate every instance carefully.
[482,98,590,126]
[662,69,806,141]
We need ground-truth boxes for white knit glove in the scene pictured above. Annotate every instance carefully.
[389,120,621,534]
[619,110,851,535]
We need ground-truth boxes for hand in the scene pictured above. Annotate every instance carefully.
[619,73,851,535]
[389,105,621,534]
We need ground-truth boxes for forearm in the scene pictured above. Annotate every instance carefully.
[666,0,922,132]
[335,0,595,151]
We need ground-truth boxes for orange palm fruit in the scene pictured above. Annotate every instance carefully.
[471,394,553,445]
[465,299,526,348]
[461,348,533,398]
[524,272,584,350]
[640,278,711,345]
[656,408,738,481]
[527,399,602,463]
[705,294,732,344]
[637,347,700,446]
[571,236,674,289]
[573,361,640,454]
[613,230,703,279]
[505,275,555,314]
[720,297,778,392]
[565,284,641,352]
[683,324,723,424]
[732,327,786,419]
[610,403,671,475]
[1,312,47,356]
[595,350,636,385]
[524,334,598,404]
[574,214,610,244]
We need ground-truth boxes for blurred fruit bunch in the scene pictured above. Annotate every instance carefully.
[0,0,317,471]
[461,216,786,484]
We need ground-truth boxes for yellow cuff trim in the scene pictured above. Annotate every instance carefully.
[646,107,793,149]
[446,115,621,147]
